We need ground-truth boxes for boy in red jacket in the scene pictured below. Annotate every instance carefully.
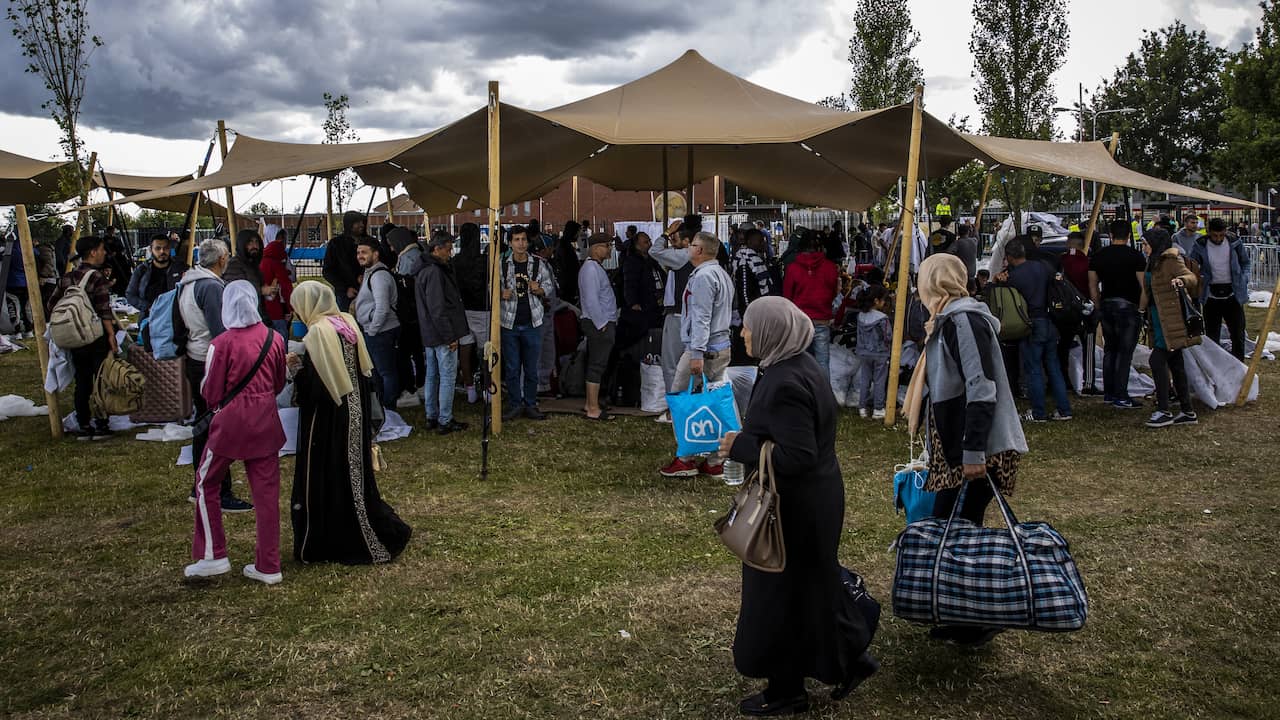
[783,232,840,377]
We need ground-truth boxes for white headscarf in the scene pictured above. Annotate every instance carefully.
[222,280,263,329]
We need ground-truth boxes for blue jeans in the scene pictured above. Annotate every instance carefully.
[1100,299,1140,402]
[501,324,543,408]
[856,356,889,410]
[422,343,459,425]
[270,319,290,338]
[1021,317,1071,419]
[806,322,832,378]
[363,328,400,408]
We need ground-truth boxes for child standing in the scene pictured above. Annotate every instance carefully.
[855,286,892,418]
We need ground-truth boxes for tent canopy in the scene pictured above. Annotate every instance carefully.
[0,149,72,204]
[79,50,1270,216]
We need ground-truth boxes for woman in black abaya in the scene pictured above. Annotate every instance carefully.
[288,282,411,565]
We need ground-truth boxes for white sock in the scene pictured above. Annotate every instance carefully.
[466,385,477,403]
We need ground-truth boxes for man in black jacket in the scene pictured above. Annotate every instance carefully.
[415,231,470,435]
[451,222,488,404]
[323,211,365,313]
[125,234,187,316]
[222,229,275,321]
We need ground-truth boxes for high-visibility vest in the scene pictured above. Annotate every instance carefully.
[1068,223,1081,233]
[934,203,952,217]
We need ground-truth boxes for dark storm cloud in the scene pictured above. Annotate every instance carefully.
[0,0,823,142]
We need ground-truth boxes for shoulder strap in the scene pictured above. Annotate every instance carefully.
[213,329,276,412]
[77,269,97,290]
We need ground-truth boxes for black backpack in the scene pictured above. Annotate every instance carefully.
[1047,272,1087,335]
[373,254,419,328]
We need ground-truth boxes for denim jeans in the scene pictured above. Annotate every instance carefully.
[502,324,543,408]
[363,328,400,408]
[806,322,832,378]
[1020,317,1071,419]
[1100,299,1141,402]
[422,343,459,425]
[270,319,290,338]
[856,356,889,410]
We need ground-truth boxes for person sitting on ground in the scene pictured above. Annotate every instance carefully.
[783,230,840,378]
[906,253,1028,646]
[353,237,401,408]
[499,224,556,421]
[125,234,186,317]
[1140,229,1200,428]
[577,233,619,421]
[415,231,470,435]
[288,281,413,565]
[48,234,118,439]
[660,231,734,480]
[718,296,879,716]
[1189,217,1251,361]
[999,239,1072,422]
[184,280,288,585]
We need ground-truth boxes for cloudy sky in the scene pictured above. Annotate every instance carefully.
[0,0,1263,213]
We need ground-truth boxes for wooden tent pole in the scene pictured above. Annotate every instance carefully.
[216,121,237,251]
[487,81,504,435]
[713,175,721,240]
[325,178,335,241]
[386,187,395,226]
[572,175,579,225]
[15,205,64,439]
[974,170,993,248]
[184,192,203,268]
[1237,272,1280,406]
[661,149,669,227]
[686,146,694,210]
[885,85,925,427]
[1082,132,1121,254]
[67,151,98,271]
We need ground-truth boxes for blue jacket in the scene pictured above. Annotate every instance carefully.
[1189,236,1250,304]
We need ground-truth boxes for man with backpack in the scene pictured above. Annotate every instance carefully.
[48,234,119,440]
[499,225,556,421]
[998,239,1072,422]
[177,238,252,512]
[353,237,400,408]
[389,227,426,407]
[126,234,186,317]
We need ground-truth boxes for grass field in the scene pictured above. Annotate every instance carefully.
[1,313,1278,719]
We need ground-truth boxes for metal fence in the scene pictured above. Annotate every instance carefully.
[1246,243,1280,292]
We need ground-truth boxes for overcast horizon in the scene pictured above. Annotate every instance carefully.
[0,0,1264,213]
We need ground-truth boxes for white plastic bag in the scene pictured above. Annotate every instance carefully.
[640,364,667,413]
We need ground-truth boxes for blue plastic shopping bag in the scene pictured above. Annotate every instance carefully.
[893,465,936,525]
[666,373,741,457]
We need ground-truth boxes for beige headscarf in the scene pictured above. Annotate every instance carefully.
[742,296,815,368]
[290,281,373,404]
[905,254,971,436]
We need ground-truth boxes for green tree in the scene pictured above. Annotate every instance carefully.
[6,0,101,200]
[1217,0,1280,192]
[816,94,849,111]
[322,92,360,213]
[847,0,923,111]
[970,0,1069,218]
[247,201,279,216]
[1092,22,1224,185]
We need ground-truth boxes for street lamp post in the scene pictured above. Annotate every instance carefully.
[1055,104,1139,216]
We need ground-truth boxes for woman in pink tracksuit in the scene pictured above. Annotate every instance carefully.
[185,280,288,585]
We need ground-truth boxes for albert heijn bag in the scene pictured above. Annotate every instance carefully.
[666,372,741,457]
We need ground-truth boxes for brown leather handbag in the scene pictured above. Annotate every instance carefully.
[715,440,786,573]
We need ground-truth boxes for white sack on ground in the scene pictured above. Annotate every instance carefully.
[1248,290,1272,309]
[640,364,667,413]
[1068,346,1156,398]
[1183,340,1259,407]
[62,413,145,433]
[0,334,23,354]
[0,395,47,421]
[134,424,194,442]
[829,344,861,407]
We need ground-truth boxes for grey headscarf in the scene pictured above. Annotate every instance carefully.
[742,296,814,368]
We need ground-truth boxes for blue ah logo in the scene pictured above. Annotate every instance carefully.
[683,406,723,444]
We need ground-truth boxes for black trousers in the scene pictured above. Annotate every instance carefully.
[68,335,110,430]
[1150,347,1193,415]
[932,480,996,525]
[1203,293,1246,361]
[184,356,233,497]
[395,324,426,392]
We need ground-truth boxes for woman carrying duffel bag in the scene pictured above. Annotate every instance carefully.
[895,255,1085,646]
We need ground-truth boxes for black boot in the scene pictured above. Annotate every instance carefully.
[831,651,880,701]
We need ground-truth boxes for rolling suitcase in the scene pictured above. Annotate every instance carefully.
[128,345,192,423]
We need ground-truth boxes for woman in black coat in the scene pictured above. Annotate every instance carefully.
[718,296,878,716]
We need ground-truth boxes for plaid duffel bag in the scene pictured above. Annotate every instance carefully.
[892,476,1088,632]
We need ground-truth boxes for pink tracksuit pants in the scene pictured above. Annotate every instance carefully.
[191,448,281,574]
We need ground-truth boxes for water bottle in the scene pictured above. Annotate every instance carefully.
[722,459,746,487]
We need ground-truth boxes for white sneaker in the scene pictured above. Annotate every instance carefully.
[184,557,231,579]
[243,564,283,585]
[465,385,478,404]
[395,391,420,408]
[872,409,886,419]
[654,410,672,424]
[858,408,870,418]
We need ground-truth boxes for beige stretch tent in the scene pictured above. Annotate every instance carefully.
[104,50,1266,216]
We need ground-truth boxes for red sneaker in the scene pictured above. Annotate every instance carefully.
[660,457,701,478]
[698,459,724,479]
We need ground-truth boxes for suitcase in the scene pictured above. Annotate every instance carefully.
[128,345,192,423]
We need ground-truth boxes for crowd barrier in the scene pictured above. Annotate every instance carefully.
[1245,243,1279,291]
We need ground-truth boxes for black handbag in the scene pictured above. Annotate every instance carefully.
[1178,286,1204,339]
[190,329,275,437]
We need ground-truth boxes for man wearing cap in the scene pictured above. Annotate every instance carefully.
[1024,225,1060,270]
[577,232,618,421]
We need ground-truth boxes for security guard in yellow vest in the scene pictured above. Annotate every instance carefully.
[934,196,952,218]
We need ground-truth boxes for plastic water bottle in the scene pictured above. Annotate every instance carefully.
[722,459,745,487]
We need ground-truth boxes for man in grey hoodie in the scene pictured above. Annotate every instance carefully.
[659,231,735,480]
[1171,214,1203,257]
[354,237,401,407]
